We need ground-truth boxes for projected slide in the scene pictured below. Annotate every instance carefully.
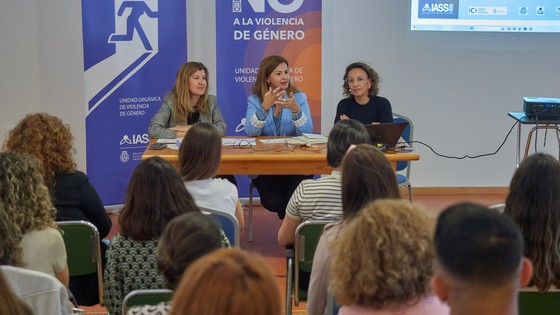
[411,0,560,33]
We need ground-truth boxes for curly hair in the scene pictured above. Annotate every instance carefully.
[342,62,381,98]
[504,153,560,291]
[331,199,435,309]
[0,152,57,265]
[4,113,76,188]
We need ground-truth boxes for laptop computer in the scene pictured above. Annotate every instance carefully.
[365,121,409,151]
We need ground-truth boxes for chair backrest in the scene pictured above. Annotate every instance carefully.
[122,289,173,315]
[393,113,414,173]
[200,207,240,247]
[518,289,560,315]
[56,220,103,303]
[293,220,333,304]
[1,265,72,315]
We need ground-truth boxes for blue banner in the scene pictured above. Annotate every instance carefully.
[82,0,187,205]
[216,0,322,135]
[216,0,322,196]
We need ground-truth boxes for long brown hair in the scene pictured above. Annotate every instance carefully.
[119,157,198,241]
[170,62,210,121]
[251,55,300,102]
[178,123,222,181]
[341,144,400,220]
[504,153,560,291]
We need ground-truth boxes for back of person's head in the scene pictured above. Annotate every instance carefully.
[0,152,56,236]
[435,202,529,288]
[120,156,198,241]
[0,269,34,315]
[331,199,435,309]
[341,144,400,220]
[504,153,560,291]
[4,113,76,187]
[326,119,371,168]
[178,122,222,181]
[170,248,280,315]
[157,212,223,289]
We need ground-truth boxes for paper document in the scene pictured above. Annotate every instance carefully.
[259,138,287,144]
[156,138,181,144]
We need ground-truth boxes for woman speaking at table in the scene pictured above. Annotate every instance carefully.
[148,61,226,139]
[335,62,393,124]
[244,55,313,219]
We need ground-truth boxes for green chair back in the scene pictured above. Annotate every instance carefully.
[122,289,173,314]
[56,221,103,303]
[293,220,333,304]
[519,290,560,315]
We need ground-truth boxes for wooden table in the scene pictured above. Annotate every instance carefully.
[142,137,419,175]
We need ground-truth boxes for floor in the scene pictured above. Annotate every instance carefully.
[81,192,506,314]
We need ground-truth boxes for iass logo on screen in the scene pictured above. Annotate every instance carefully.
[418,0,459,19]
[233,0,304,13]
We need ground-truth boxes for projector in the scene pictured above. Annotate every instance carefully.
[523,97,560,120]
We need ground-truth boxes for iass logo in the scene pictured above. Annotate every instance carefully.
[119,134,150,146]
[418,0,459,19]
[236,0,304,13]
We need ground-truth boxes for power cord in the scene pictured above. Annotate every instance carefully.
[404,120,519,159]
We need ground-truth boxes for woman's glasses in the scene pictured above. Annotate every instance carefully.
[345,76,367,85]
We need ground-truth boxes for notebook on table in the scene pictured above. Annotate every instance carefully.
[365,121,409,151]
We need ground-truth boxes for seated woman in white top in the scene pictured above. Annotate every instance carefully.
[0,152,69,288]
[178,122,244,234]
[330,199,449,315]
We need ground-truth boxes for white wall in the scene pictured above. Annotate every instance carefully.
[2,1,559,188]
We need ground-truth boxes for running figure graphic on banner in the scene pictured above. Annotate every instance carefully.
[109,0,158,51]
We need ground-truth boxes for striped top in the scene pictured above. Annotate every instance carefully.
[285,171,343,221]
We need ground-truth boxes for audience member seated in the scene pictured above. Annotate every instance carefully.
[126,212,224,315]
[4,113,111,305]
[0,152,69,288]
[2,265,71,315]
[307,144,401,315]
[334,62,393,124]
[504,153,560,292]
[278,118,371,247]
[0,230,33,315]
[331,199,449,315]
[148,61,226,139]
[178,122,244,233]
[432,202,533,315]
[244,55,314,220]
[103,157,201,315]
[169,248,281,315]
